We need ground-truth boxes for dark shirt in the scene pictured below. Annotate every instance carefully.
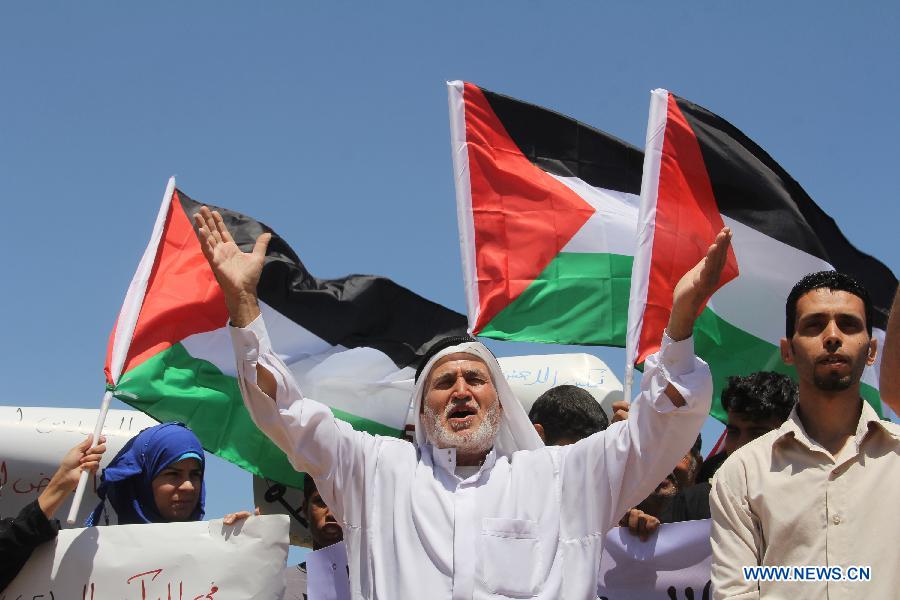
[662,482,712,523]
[0,500,60,592]
[697,451,728,484]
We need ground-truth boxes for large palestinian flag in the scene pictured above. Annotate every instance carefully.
[447,82,897,419]
[105,179,467,487]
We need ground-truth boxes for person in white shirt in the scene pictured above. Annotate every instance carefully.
[194,206,729,599]
[710,271,900,599]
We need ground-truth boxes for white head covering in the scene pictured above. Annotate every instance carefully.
[411,341,544,458]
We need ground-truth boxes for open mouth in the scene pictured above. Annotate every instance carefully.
[446,406,478,426]
[818,355,848,366]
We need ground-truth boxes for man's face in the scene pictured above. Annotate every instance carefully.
[304,489,343,549]
[781,289,876,393]
[724,410,784,455]
[645,452,693,501]
[671,452,699,491]
[421,353,502,461]
[151,458,202,521]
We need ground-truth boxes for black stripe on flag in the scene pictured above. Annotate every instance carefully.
[177,191,468,369]
[479,86,643,195]
[673,95,897,329]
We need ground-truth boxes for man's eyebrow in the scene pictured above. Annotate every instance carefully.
[461,368,489,378]
[799,311,864,323]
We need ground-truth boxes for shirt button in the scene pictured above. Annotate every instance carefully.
[832,514,842,525]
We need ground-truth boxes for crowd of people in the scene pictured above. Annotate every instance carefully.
[2,207,899,599]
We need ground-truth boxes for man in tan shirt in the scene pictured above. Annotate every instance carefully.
[710,271,900,599]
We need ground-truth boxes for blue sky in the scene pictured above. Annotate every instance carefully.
[2,3,897,562]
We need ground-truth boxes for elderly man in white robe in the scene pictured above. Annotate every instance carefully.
[194,206,729,600]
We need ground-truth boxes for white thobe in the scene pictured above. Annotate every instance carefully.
[231,316,712,600]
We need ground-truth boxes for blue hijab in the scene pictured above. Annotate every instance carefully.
[86,422,206,526]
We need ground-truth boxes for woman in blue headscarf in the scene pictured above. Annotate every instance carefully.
[86,422,205,526]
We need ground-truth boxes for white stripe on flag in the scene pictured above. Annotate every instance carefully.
[550,174,639,256]
[180,301,414,430]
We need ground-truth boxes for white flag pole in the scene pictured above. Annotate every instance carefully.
[623,89,669,404]
[67,177,177,525]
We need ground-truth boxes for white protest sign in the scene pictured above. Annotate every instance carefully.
[497,353,623,417]
[0,406,159,525]
[3,515,289,599]
[597,519,712,600]
[306,541,350,600]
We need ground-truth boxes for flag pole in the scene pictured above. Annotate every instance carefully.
[66,176,177,525]
[66,390,113,524]
[623,363,634,405]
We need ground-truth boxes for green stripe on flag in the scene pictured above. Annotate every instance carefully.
[479,252,633,346]
[114,343,403,489]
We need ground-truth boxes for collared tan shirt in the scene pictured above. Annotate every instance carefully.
[710,400,900,599]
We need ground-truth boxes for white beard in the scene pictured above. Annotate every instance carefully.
[422,399,501,458]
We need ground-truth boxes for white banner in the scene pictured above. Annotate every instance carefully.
[597,519,712,600]
[0,406,158,525]
[497,353,623,417]
[3,515,290,599]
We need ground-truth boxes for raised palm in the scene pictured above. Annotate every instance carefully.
[667,227,733,340]
[194,206,271,299]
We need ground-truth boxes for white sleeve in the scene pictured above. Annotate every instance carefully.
[558,333,712,537]
[229,314,375,523]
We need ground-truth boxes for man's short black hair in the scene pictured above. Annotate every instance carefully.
[785,271,873,338]
[528,385,609,445]
[721,371,798,423]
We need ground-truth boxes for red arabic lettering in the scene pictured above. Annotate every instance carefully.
[192,584,218,600]
[82,582,95,600]
[11,475,51,495]
[127,568,163,600]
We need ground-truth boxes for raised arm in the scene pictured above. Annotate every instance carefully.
[1,436,105,592]
[881,288,900,415]
[663,226,733,405]
[194,207,276,396]
[559,229,730,532]
[194,207,373,518]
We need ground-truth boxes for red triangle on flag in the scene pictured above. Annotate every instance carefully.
[635,92,739,364]
[105,190,228,383]
[462,83,595,333]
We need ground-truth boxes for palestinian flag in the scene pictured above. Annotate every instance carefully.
[447,82,897,419]
[448,80,643,346]
[105,178,467,487]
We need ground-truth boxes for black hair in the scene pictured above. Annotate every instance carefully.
[528,385,609,445]
[785,271,873,338]
[720,371,798,423]
[689,433,702,460]
[302,473,318,501]
[414,334,480,382]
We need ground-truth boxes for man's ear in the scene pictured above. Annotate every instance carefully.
[533,423,546,442]
[866,337,878,366]
[780,338,794,366]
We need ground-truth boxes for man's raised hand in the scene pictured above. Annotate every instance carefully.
[194,206,272,327]
[667,227,733,342]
